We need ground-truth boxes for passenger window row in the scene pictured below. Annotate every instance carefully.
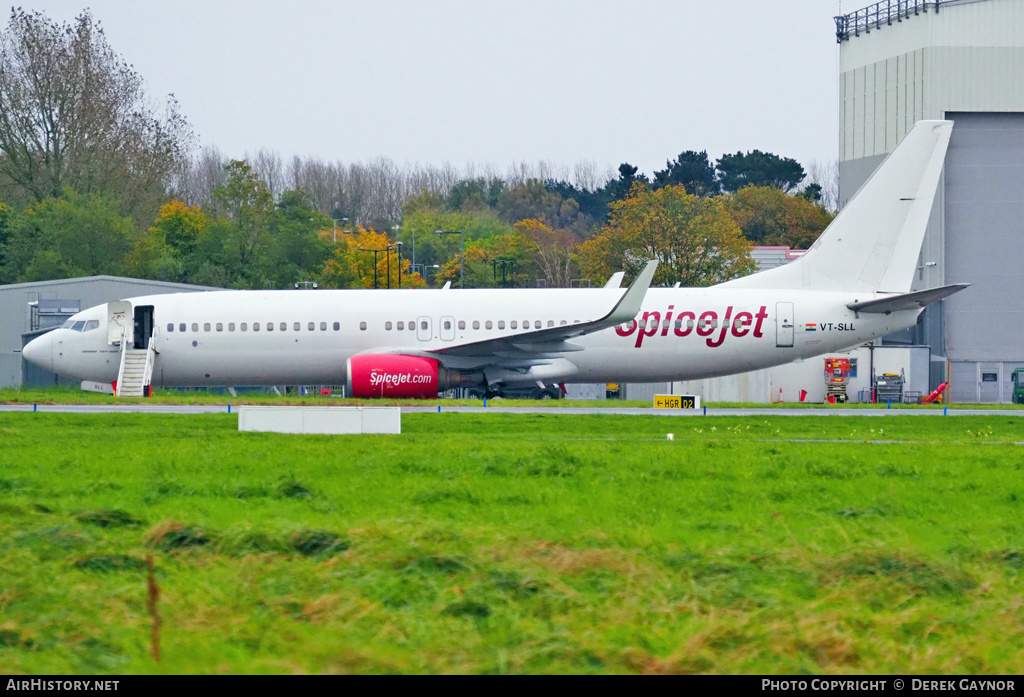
[381,319,575,331]
[166,321,342,333]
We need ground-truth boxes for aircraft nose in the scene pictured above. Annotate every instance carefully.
[23,333,54,372]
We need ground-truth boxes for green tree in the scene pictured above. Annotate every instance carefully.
[578,183,755,287]
[0,9,192,222]
[716,150,806,193]
[208,160,275,286]
[1,190,138,282]
[266,190,333,288]
[653,150,719,196]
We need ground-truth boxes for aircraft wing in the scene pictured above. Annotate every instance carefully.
[358,260,656,367]
[847,283,969,314]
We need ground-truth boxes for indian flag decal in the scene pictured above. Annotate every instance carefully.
[804,323,817,332]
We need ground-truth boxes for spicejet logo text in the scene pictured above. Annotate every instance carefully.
[369,371,433,387]
[616,305,768,348]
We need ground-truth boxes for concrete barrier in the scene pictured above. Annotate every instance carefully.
[237,406,401,434]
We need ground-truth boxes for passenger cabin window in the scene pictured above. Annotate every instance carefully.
[420,321,428,330]
[458,321,466,330]
[293,322,300,331]
[498,321,505,329]
[204,323,211,332]
[385,321,393,330]
[547,320,554,327]
[308,322,314,331]
[333,322,340,331]
[473,321,480,330]
[320,322,327,331]
[179,323,186,332]
[253,323,260,332]
[359,322,367,330]
[485,321,492,330]
[534,320,542,329]
[510,321,517,329]
[559,320,567,326]
[167,323,174,332]
[241,323,247,331]
[397,321,404,330]
[228,323,236,332]
[443,320,452,330]
[408,319,415,329]
[216,323,223,332]
[192,323,199,332]
[280,322,287,331]
[267,322,273,331]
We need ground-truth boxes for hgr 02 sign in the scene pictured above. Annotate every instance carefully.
[653,394,700,409]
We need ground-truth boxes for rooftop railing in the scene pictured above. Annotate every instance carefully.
[835,0,952,42]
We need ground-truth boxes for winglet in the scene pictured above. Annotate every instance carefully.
[603,260,658,325]
[603,271,625,289]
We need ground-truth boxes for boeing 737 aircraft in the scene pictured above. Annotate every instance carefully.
[23,121,966,398]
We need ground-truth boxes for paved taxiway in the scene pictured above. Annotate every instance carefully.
[2,404,1023,416]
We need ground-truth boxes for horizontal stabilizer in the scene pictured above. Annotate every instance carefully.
[847,283,970,314]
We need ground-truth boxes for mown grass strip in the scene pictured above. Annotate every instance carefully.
[1,412,1023,673]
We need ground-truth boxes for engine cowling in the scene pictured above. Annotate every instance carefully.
[347,354,441,399]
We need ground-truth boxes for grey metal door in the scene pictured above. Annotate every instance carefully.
[776,302,794,347]
[978,362,1001,403]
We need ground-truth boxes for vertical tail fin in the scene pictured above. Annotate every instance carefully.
[722,120,953,293]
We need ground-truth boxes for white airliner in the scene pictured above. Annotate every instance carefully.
[23,121,966,398]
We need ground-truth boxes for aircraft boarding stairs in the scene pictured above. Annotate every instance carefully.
[109,301,156,398]
[116,344,155,397]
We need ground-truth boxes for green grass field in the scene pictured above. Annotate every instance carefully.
[2,411,1024,674]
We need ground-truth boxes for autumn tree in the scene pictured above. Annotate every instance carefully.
[0,9,192,221]
[727,185,834,249]
[513,218,579,288]
[578,183,755,287]
[319,226,424,289]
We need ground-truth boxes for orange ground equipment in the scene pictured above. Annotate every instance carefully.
[824,357,851,403]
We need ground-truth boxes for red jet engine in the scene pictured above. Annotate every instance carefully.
[347,354,440,399]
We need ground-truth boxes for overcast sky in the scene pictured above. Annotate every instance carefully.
[29,0,845,180]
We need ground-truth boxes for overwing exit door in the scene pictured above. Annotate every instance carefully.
[417,316,432,341]
[776,302,794,348]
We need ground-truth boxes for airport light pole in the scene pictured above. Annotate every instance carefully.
[393,225,414,274]
[434,229,464,288]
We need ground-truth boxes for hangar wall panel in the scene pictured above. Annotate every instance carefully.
[943,112,1024,365]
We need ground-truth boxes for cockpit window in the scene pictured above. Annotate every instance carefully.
[71,321,86,332]
[83,320,100,332]
[61,319,75,329]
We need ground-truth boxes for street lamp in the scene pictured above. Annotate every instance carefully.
[393,225,415,275]
[357,243,402,289]
[332,217,349,243]
[434,229,464,288]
